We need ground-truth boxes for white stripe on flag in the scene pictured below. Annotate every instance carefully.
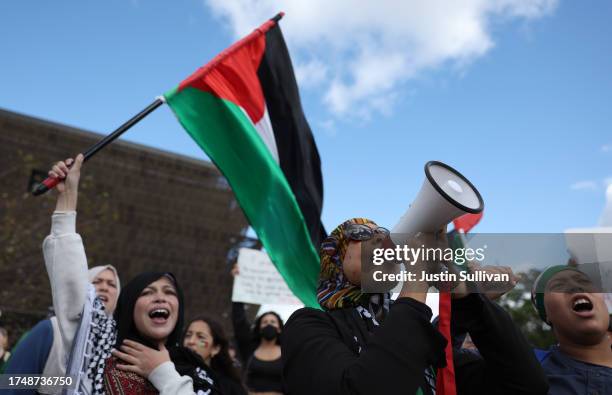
[239,104,279,163]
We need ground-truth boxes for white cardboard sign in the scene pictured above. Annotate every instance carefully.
[231,248,303,306]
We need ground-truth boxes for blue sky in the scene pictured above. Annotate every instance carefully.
[1,0,611,234]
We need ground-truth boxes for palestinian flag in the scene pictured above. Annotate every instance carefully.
[163,13,325,308]
[452,212,483,233]
[437,212,484,395]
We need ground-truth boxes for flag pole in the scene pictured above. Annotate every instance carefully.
[32,11,285,197]
[271,11,284,22]
[32,97,164,196]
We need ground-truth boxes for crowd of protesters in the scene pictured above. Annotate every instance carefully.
[0,156,610,394]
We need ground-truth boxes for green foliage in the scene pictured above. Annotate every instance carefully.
[498,268,557,349]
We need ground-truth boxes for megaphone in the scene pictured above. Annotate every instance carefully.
[392,161,484,242]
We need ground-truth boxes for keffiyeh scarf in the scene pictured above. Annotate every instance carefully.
[88,297,117,395]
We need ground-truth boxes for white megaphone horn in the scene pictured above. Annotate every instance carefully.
[391,161,484,243]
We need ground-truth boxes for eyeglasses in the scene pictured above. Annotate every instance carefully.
[320,224,390,256]
[344,224,390,241]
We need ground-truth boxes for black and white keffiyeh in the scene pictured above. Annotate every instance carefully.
[69,271,214,395]
[87,296,117,395]
[355,292,390,328]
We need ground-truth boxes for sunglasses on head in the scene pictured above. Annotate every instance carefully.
[320,223,390,256]
[344,223,390,241]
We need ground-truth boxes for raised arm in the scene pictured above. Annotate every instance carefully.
[42,155,89,357]
[231,302,255,364]
[452,294,549,395]
[230,263,256,363]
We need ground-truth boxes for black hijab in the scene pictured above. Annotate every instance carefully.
[114,271,185,349]
[111,272,219,393]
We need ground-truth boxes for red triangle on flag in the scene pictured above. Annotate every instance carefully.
[453,212,483,233]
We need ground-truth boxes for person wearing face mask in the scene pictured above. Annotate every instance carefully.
[40,155,216,395]
[183,316,246,395]
[245,312,284,395]
[231,284,284,395]
[282,218,548,395]
[3,264,120,395]
[531,265,612,394]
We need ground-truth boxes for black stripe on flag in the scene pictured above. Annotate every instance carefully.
[257,23,327,246]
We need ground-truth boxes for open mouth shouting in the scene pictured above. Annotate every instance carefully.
[570,294,595,318]
[148,307,171,325]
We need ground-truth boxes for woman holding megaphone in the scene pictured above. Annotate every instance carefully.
[281,215,548,395]
[282,162,548,395]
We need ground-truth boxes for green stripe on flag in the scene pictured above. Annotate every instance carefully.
[165,87,320,308]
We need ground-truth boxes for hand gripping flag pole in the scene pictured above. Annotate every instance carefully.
[32,12,285,197]
[31,98,164,196]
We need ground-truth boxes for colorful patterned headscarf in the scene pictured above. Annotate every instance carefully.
[317,218,378,310]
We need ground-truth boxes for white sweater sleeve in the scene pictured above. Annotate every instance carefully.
[42,211,89,359]
[148,362,196,395]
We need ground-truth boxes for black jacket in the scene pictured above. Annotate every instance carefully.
[281,294,548,395]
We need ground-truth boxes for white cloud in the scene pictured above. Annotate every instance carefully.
[599,184,612,226]
[205,0,558,119]
[570,180,598,191]
[490,0,558,18]
[602,144,611,153]
[570,177,612,192]
[318,118,336,136]
[294,59,328,88]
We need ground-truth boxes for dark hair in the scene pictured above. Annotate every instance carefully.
[115,272,184,349]
[184,315,241,383]
[251,311,284,346]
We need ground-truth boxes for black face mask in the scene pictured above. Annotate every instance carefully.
[260,324,278,340]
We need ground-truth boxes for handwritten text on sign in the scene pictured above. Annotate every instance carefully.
[232,248,302,305]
